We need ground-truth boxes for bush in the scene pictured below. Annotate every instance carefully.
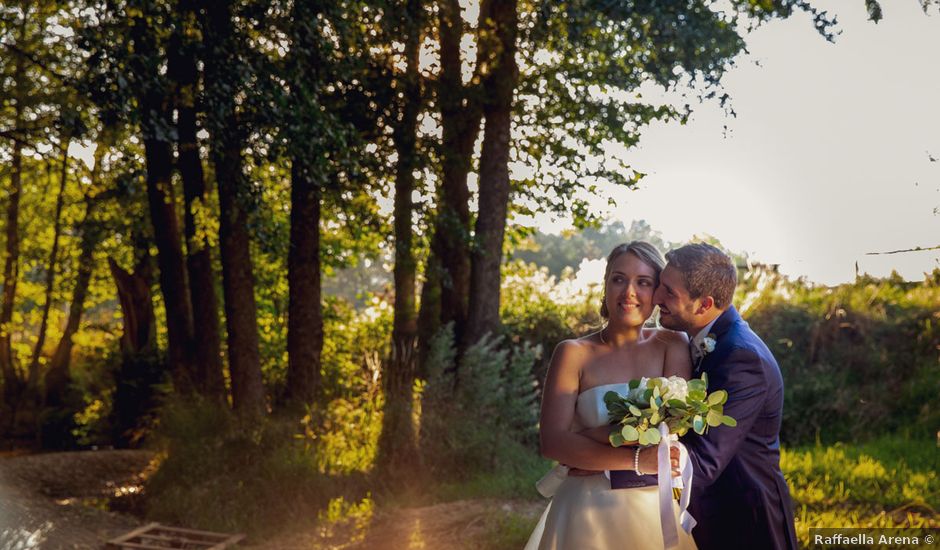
[419,326,540,479]
[743,269,940,444]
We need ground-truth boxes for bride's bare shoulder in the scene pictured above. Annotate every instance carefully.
[550,335,600,365]
[644,327,689,348]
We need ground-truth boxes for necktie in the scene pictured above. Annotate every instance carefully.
[690,340,704,372]
[689,340,702,363]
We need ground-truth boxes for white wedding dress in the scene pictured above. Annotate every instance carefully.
[525,383,698,550]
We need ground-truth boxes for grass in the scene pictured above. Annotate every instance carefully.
[785,436,939,546]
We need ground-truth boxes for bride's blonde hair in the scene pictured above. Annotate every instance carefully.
[599,241,666,320]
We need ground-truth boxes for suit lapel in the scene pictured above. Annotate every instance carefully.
[693,306,741,376]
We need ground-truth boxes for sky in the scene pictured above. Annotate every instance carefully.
[550,0,940,285]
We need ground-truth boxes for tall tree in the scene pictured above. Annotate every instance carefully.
[202,0,265,416]
[420,0,484,352]
[465,0,519,346]
[379,0,426,469]
[168,0,226,400]
[125,2,199,393]
[43,142,111,411]
[282,0,327,411]
[26,136,71,393]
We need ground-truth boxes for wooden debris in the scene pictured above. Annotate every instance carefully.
[106,522,245,549]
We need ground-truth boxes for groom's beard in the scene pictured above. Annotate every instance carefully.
[658,310,692,333]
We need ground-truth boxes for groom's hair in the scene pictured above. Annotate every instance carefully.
[665,243,737,309]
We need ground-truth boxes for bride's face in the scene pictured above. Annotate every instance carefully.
[604,253,657,328]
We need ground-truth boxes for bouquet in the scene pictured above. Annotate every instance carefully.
[604,374,736,447]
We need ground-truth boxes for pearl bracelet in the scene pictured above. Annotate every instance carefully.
[634,446,642,475]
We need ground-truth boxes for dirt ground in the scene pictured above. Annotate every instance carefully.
[0,449,154,549]
[252,499,544,550]
[0,450,544,549]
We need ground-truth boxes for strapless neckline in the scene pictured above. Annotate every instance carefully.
[578,382,629,397]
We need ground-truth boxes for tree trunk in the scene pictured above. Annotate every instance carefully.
[143,135,197,392]
[281,1,325,411]
[130,11,197,394]
[44,200,103,407]
[169,2,226,400]
[379,0,423,470]
[416,248,442,376]
[203,0,266,417]
[28,138,70,391]
[430,0,485,352]
[285,160,323,409]
[215,145,266,416]
[1,78,24,424]
[108,254,162,448]
[465,0,518,347]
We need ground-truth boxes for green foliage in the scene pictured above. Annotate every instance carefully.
[605,374,734,447]
[742,267,940,444]
[419,326,540,479]
[511,220,672,276]
[499,260,602,386]
[144,398,372,534]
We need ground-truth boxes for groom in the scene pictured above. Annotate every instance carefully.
[615,243,797,550]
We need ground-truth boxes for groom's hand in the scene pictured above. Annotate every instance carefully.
[638,446,681,477]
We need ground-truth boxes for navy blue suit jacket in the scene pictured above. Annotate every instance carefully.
[611,306,797,550]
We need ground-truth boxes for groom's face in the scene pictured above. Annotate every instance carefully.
[654,264,702,334]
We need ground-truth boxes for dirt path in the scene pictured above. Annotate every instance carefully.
[0,451,543,549]
[0,449,154,549]
[251,499,544,550]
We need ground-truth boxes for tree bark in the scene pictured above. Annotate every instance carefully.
[379,0,424,470]
[43,210,101,409]
[108,253,161,447]
[129,11,198,394]
[426,0,483,352]
[465,0,518,347]
[285,160,323,409]
[28,138,69,392]
[1,51,25,421]
[169,1,226,400]
[203,0,265,417]
[281,1,326,411]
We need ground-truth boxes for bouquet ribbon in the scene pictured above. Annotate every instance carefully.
[657,423,696,549]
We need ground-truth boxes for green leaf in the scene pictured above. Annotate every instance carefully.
[721,415,737,427]
[650,411,660,424]
[688,379,706,393]
[644,428,661,445]
[688,390,706,402]
[706,410,723,427]
[604,391,623,407]
[666,399,687,408]
[707,390,728,406]
[629,404,642,417]
[628,379,640,390]
[621,424,639,441]
[693,415,705,434]
[610,431,626,447]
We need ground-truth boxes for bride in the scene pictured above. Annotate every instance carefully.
[525,241,697,550]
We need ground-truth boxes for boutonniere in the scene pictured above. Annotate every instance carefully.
[700,334,717,355]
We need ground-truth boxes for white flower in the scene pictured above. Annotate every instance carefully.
[661,376,689,401]
[627,377,650,402]
[702,334,717,354]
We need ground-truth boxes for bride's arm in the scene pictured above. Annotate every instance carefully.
[539,341,635,471]
[661,329,693,380]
